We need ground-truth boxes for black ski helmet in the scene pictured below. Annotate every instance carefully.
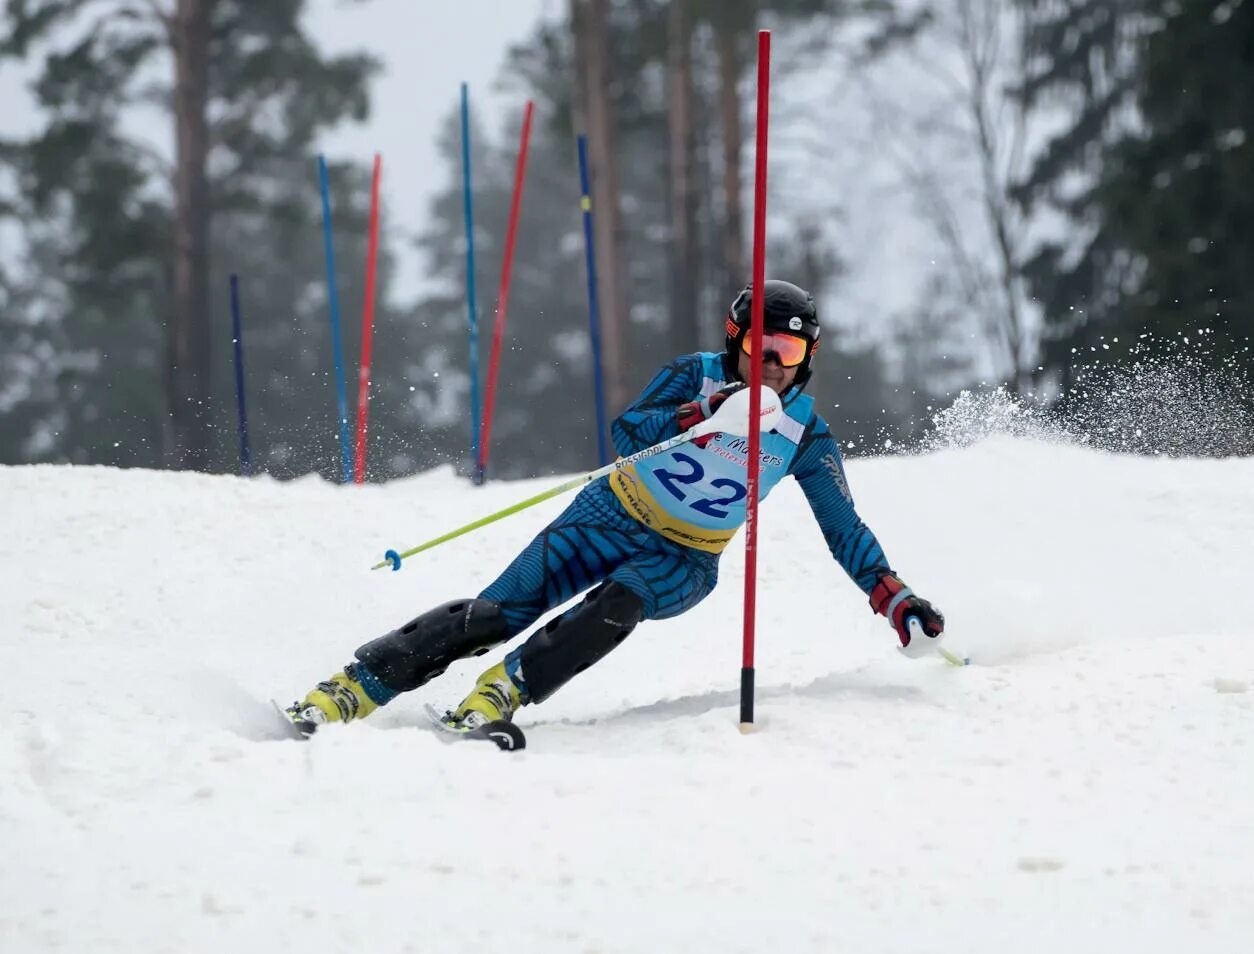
[724,279,821,388]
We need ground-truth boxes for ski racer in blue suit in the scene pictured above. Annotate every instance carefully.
[285,280,945,736]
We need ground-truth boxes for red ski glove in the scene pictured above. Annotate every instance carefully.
[869,573,945,658]
[677,383,745,448]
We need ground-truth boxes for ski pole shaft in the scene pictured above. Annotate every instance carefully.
[906,616,970,666]
[938,647,969,667]
[374,386,782,571]
[374,423,714,571]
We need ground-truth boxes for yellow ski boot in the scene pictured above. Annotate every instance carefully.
[451,661,523,729]
[284,665,379,734]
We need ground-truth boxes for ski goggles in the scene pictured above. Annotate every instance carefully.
[739,331,810,368]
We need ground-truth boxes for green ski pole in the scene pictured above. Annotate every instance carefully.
[375,386,783,571]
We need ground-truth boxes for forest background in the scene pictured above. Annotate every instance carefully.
[2,0,1250,480]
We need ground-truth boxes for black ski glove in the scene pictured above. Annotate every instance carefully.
[677,383,745,448]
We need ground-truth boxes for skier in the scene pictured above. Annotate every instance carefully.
[284,279,945,736]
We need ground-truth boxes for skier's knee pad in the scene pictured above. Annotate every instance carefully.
[355,598,509,693]
[519,581,644,704]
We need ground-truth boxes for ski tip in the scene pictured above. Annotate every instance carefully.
[422,704,526,751]
[483,721,526,751]
[270,699,314,741]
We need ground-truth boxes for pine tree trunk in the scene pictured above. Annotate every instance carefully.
[168,0,214,469]
[716,17,746,292]
[573,0,631,415]
[668,0,699,352]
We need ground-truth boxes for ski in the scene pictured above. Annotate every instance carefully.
[271,699,314,740]
[423,703,526,751]
[267,699,524,750]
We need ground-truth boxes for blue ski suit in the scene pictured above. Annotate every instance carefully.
[479,352,894,637]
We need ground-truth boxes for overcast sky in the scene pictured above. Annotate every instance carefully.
[308,0,557,298]
[0,0,557,299]
[0,1,1034,381]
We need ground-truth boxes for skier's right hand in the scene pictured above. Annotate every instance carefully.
[677,383,745,447]
[869,573,946,658]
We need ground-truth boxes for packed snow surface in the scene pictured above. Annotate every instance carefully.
[3,438,1252,952]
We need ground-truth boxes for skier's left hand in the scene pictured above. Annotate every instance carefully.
[869,573,945,658]
[678,383,745,448]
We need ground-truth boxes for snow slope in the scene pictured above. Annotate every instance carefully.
[2,439,1252,953]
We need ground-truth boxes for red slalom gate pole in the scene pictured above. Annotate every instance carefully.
[353,152,383,484]
[740,30,770,731]
[477,100,535,484]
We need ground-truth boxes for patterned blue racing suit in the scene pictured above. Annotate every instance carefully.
[479,352,893,637]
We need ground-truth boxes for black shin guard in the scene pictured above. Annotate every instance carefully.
[519,581,645,704]
[355,598,509,693]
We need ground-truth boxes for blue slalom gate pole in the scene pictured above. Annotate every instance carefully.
[461,83,483,481]
[229,273,253,476]
[576,135,610,466]
[317,154,353,483]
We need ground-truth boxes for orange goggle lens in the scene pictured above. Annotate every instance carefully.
[740,332,809,368]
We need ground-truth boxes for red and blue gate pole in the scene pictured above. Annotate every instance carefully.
[317,154,353,483]
[229,273,252,477]
[741,29,771,731]
[352,152,383,484]
[461,83,483,479]
[477,100,535,484]
[576,134,610,466]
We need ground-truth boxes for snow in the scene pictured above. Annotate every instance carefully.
[3,439,1253,952]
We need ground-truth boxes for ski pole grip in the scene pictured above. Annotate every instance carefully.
[908,615,969,666]
[704,385,783,437]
